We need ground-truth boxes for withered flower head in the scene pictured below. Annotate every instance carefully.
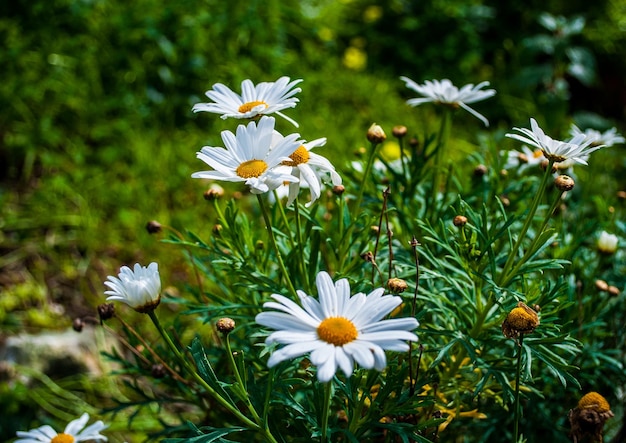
[387,278,408,294]
[502,302,539,339]
[569,392,614,443]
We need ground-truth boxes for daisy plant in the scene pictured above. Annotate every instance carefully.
[15,413,107,443]
[193,76,303,127]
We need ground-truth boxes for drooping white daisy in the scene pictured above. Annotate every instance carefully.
[192,116,301,194]
[400,77,496,126]
[105,262,161,313]
[192,77,302,127]
[506,118,606,165]
[255,271,419,382]
[15,413,107,443]
[569,124,625,147]
[276,136,343,207]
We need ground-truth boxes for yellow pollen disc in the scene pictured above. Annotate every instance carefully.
[51,434,75,443]
[317,317,358,346]
[532,149,543,158]
[236,159,268,178]
[282,146,310,166]
[238,100,268,114]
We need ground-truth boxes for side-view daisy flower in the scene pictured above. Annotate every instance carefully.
[15,412,108,443]
[276,136,343,207]
[506,118,606,165]
[400,77,496,126]
[255,271,419,382]
[569,124,625,147]
[192,77,302,127]
[105,262,161,313]
[192,116,301,194]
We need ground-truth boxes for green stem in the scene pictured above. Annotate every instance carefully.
[320,382,333,442]
[224,335,262,423]
[147,312,264,434]
[430,109,452,215]
[498,161,554,287]
[513,334,525,443]
[294,199,310,291]
[500,186,562,288]
[257,194,297,297]
[354,141,381,213]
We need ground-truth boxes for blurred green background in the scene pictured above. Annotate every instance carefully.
[1,0,625,440]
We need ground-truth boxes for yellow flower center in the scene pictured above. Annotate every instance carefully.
[506,306,539,330]
[317,317,358,346]
[236,159,268,178]
[51,434,75,443]
[533,149,543,158]
[282,146,310,167]
[238,100,268,114]
[578,392,611,413]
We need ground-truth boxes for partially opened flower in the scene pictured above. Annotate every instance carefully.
[569,124,625,147]
[104,262,161,313]
[193,77,302,127]
[255,271,419,382]
[15,413,107,443]
[278,136,343,207]
[506,118,606,165]
[192,116,301,194]
[400,77,496,126]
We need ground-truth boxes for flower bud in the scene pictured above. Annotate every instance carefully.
[392,125,408,138]
[332,185,345,195]
[473,164,487,177]
[366,123,386,144]
[597,231,618,254]
[204,184,224,201]
[360,251,375,263]
[554,175,575,192]
[608,286,620,297]
[453,215,468,227]
[617,190,626,200]
[151,363,166,379]
[595,279,609,292]
[146,220,162,234]
[97,303,115,322]
[72,317,84,332]
[212,224,223,235]
[216,317,236,335]
[387,278,408,294]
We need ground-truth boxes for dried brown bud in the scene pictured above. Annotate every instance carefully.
[453,215,468,227]
[97,303,115,322]
[360,251,375,263]
[366,123,386,144]
[146,220,162,234]
[72,318,84,332]
[608,286,620,297]
[151,363,166,379]
[502,302,540,339]
[409,137,420,148]
[387,278,408,294]
[595,279,609,292]
[332,185,345,195]
[392,125,408,138]
[212,224,223,235]
[554,175,575,192]
[216,317,236,335]
[409,236,420,248]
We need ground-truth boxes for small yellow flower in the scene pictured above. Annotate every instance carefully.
[502,302,539,339]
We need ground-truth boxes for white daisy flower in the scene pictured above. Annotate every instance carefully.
[192,77,302,127]
[400,77,496,126]
[15,413,107,443]
[503,145,546,172]
[276,136,343,207]
[506,118,606,165]
[255,271,419,382]
[569,124,625,147]
[105,262,161,313]
[192,116,301,194]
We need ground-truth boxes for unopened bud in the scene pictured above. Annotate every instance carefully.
[392,125,407,138]
[387,278,408,294]
[473,164,487,177]
[608,286,620,297]
[146,220,162,234]
[409,236,420,248]
[151,363,166,379]
[332,185,345,195]
[366,123,386,144]
[617,190,626,200]
[97,303,115,322]
[204,184,224,200]
[212,224,223,235]
[595,279,609,292]
[216,317,236,335]
[409,137,419,148]
[554,175,575,192]
[72,318,84,332]
[255,240,265,250]
[370,226,380,235]
[453,215,468,227]
[361,251,375,263]
[500,195,510,207]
